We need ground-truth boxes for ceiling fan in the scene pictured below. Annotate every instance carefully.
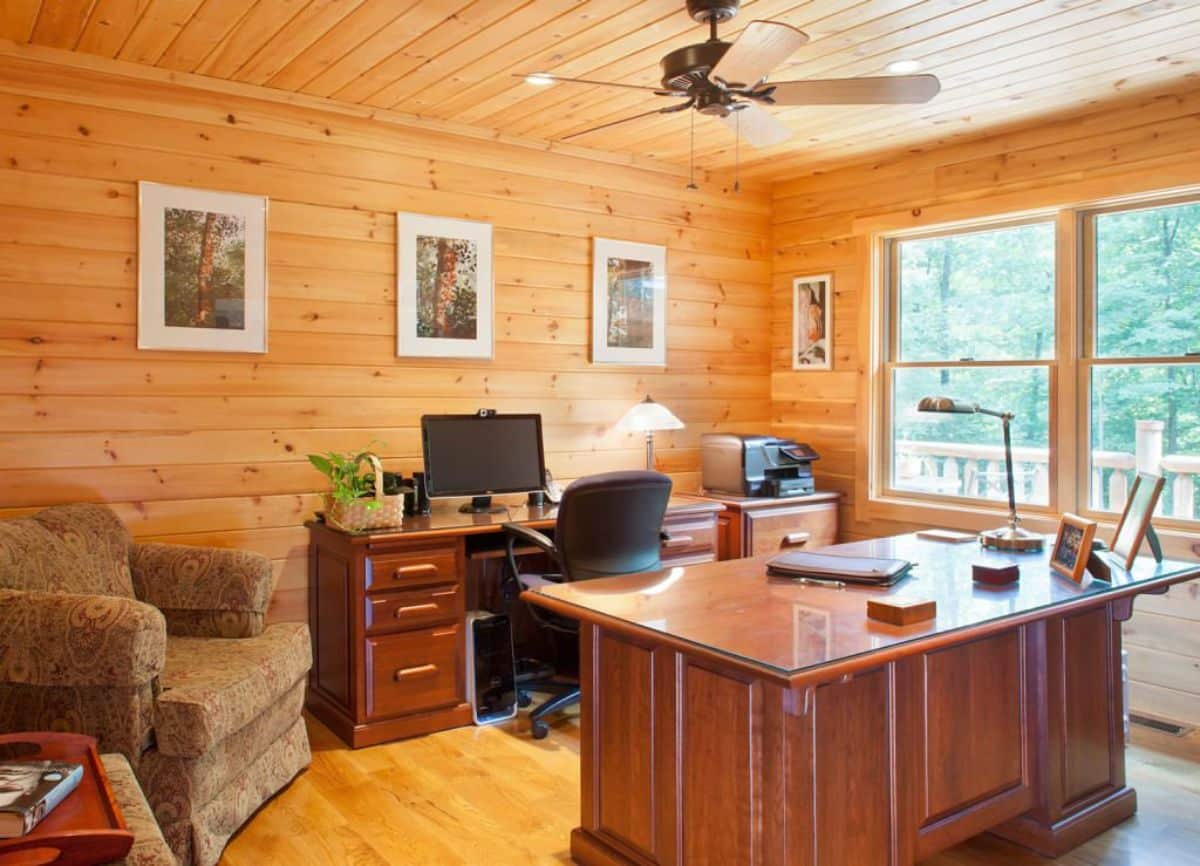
[517,0,940,161]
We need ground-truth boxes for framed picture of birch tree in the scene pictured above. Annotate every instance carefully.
[397,213,494,359]
[592,237,667,366]
[137,182,268,353]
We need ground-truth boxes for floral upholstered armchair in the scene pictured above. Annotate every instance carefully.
[0,505,311,866]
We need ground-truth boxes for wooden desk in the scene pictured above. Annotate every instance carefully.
[524,535,1200,866]
[306,496,723,748]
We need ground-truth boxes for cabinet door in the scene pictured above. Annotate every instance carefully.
[744,502,837,557]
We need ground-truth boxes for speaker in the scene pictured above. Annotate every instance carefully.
[465,611,518,725]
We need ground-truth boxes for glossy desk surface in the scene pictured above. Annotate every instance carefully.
[525,534,1200,677]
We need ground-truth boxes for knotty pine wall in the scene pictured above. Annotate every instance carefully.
[0,47,772,625]
[770,82,1200,726]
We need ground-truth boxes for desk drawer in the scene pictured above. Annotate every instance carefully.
[365,626,460,719]
[744,502,837,557]
[365,545,458,593]
[365,584,460,634]
[660,517,717,564]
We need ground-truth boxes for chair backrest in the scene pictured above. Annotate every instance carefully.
[555,470,672,582]
[0,504,134,597]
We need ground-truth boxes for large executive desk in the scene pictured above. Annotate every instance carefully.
[524,534,1200,866]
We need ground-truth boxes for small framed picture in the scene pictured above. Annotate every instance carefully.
[1050,513,1097,584]
[792,274,832,370]
[592,238,667,366]
[138,182,268,353]
[397,213,493,359]
[1111,472,1165,570]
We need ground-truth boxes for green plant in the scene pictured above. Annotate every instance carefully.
[308,448,385,510]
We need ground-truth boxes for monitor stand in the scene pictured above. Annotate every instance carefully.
[458,495,505,514]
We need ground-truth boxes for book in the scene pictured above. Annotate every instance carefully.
[0,760,84,838]
[916,528,978,544]
[766,550,914,586]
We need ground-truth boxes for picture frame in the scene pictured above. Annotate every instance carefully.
[1050,513,1097,584]
[1110,472,1165,570]
[397,212,493,359]
[592,237,667,366]
[792,274,832,370]
[138,182,268,353]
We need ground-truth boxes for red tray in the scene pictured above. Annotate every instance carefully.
[0,732,134,866]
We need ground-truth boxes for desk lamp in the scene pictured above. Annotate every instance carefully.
[618,396,684,471]
[917,396,1044,552]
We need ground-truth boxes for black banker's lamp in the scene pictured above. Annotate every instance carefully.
[917,396,1044,552]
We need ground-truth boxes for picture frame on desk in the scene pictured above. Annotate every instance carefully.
[1050,513,1096,584]
[1111,472,1165,570]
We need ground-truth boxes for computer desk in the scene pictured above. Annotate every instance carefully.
[525,534,1200,866]
[305,495,724,748]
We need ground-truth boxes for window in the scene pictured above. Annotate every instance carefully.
[874,192,1200,529]
[1085,198,1200,522]
[885,221,1056,507]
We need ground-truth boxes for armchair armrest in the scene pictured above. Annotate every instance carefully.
[0,589,165,687]
[131,543,274,638]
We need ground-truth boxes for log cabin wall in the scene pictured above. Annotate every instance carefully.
[0,45,773,625]
[770,82,1200,728]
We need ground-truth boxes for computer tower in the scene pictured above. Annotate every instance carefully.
[465,611,518,725]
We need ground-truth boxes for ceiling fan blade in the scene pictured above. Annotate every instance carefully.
[765,74,941,105]
[561,105,686,141]
[719,103,792,149]
[514,73,682,96]
[711,20,809,89]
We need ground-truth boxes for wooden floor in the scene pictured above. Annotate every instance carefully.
[220,710,1200,866]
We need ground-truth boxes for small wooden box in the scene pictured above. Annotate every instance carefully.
[867,598,937,626]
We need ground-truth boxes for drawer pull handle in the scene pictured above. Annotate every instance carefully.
[393,563,439,579]
[431,588,458,598]
[782,532,811,547]
[395,664,439,681]
[662,534,694,549]
[395,603,439,618]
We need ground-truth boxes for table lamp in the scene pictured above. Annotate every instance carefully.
[618,396,684,471]
[916,396,1044,552]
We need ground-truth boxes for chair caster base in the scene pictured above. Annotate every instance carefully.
[531,721,549,740]
[517,690,533,708]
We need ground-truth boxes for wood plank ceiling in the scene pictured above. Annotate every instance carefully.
[3,0,1200,180]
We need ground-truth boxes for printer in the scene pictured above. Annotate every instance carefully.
[700,433,819,498]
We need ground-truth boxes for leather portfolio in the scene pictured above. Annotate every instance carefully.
[765,550,914,586]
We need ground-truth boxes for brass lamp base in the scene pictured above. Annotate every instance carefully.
[980,526,1045,552]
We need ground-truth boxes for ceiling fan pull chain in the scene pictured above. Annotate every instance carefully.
[734,110,741,193]
[687,111,699,190]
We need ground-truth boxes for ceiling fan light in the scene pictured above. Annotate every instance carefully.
[524,72,556,86]
[885,59,923,74]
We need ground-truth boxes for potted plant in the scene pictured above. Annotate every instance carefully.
[308,447,409,532]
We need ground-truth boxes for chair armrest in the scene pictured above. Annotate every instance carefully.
[0,589,165,687]
[131,543,274,638]
[502,523,558,557]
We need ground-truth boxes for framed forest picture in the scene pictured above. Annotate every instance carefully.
[592,237,667,366]
[397,213,493,359]
[138,182,267,353]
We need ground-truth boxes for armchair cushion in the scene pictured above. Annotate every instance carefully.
[153,623,310,759]
[0,505,134,597]
[131,544,274,639]
[0,589,166,688]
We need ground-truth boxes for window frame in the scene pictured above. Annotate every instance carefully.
[868,190,1200,533]
[877,213,1064,517]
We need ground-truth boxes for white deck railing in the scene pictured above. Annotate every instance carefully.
[896,420,1199,520]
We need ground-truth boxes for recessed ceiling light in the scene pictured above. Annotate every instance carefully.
[524,72,556,86]
[886,59,923,74]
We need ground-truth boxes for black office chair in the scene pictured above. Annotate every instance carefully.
[503,470,672,739]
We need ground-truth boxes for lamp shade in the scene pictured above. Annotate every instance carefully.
[618,396,685,432]
[917,395,978,415]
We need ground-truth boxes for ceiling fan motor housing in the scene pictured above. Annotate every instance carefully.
[686,0,740,22]
[660,40,730,91]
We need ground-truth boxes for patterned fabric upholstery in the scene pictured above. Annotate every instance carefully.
[0,505,311,866]
[153,623,311,759]
[0,504,134,597]
[100,753,178,866]
[0,589,166,687]
[131,544,274,639]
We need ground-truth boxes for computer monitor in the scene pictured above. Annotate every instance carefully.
[421,412,546,513]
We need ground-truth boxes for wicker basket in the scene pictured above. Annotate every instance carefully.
[325,454,404,532]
